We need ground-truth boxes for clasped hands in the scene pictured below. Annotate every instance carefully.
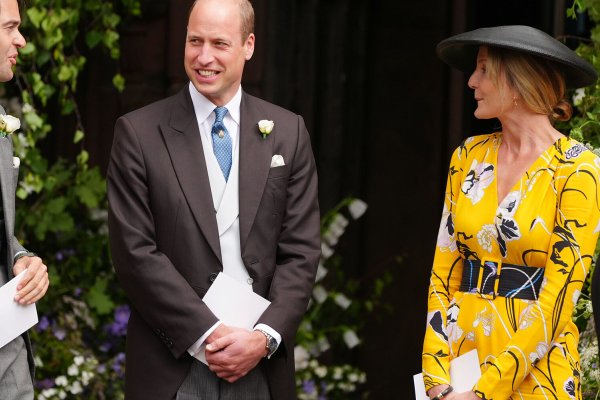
[13,255,49,305]
[205,324,268,383]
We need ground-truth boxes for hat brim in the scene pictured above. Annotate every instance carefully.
[436,25,598,88]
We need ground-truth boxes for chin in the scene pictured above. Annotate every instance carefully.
[0,70,13,82]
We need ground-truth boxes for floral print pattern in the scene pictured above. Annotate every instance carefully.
[437,203,457,252]
[422,134,600,399]
[565,143,586,160]
[461,159,495,205]
[495,191,522,256]
[476,224,496,253]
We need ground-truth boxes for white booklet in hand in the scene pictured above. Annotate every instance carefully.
[0,270,38,348]
[414,349,481,399]
[195,272,271,364]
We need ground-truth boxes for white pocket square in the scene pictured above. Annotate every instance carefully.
[270,155,285,168]
[12,157,19,168]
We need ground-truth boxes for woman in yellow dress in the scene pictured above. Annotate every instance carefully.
[423,26,600,399]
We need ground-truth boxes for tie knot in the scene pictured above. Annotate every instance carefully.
[214,107,228,123]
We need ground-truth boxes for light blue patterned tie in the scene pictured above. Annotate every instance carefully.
[211,107,232,181]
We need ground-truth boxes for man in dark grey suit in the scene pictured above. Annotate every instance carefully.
[107,0,320,399]
[0,0,50,398]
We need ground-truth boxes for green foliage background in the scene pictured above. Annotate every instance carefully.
[9,0,141,397]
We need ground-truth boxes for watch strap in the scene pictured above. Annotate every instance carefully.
[434,385,454,399]
[257,329,277,357]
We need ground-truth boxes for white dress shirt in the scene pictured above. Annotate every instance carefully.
[186,83,281,358]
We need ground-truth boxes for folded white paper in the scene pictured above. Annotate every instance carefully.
[195,272,270,364]
[0,270,38,348]
[414,349,481,399]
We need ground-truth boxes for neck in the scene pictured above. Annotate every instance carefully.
[497,110,563,156]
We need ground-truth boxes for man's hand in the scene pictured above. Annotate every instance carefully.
[13,255,48,304]
[206,324,239,344]
[205,329,267,382]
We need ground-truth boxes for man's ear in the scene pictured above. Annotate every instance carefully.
[244,33,255,61]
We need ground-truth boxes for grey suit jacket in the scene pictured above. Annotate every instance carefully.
[0,112,33,378]
[108,88,320,400]
[0,106,27,272]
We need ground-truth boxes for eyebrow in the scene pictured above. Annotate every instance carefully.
[2,19,20,27]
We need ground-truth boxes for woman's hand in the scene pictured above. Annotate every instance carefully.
[445,391,480,399]
[427,384,451,398]
[428,385,480,399]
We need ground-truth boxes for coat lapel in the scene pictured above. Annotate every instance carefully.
[160,89,222,262]
[0,138,14,272]
[239,93,272,250]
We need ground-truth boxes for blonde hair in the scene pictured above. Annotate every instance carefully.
[189,0,255,42]
[486,46,572,122]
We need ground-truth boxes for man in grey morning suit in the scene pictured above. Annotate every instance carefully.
[0,0,50,398]
[107,0,320,399]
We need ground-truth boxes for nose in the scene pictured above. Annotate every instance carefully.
[14,30,26,49]
[468,70,478,89]
[195,44,214,65]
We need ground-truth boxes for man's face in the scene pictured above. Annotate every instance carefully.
[184,0,254,106]
[0,0,24,82]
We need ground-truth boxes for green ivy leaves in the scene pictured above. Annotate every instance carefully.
[11,1,140,397]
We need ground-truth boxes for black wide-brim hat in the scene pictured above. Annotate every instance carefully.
[436,25,597,88]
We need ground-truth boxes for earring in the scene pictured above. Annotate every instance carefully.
[513,96,518,108]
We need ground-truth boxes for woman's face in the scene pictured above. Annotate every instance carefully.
[468,46,515,120]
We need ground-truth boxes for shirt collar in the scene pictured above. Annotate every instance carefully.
[188,83,242,125]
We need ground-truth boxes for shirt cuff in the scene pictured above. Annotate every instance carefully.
[187,321,222,357]
[254,323,281,357]
[13,251,34,262]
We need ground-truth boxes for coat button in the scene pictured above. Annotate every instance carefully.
[209,273,218,283]
[247,278,254,285]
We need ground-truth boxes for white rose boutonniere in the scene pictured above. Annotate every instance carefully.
[258,119,274,139]
[0,114,20,137]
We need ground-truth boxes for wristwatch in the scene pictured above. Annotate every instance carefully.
[434,385,454,399]
[257,329,278,358]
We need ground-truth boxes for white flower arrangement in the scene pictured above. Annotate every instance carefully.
[295,197,391,399]
[38,351,98,400]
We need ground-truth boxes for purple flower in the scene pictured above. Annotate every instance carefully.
[97,364,106,374]
[115,305,130,325]
[107,305,130,336]
[302,380,315,394]
[318,381,327,399]
[100,342,112,353]
[112,352,126,377]
[36,378,55,389]
[55,248,76,262]
[73,287,82,297]
[53,327,66,341]
[37,316,50,331]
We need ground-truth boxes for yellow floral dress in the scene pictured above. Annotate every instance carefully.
[422,133,600,399]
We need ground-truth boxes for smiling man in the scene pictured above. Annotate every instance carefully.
[107,0,320,399]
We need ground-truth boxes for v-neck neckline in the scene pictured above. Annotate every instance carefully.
[493,133,564,208]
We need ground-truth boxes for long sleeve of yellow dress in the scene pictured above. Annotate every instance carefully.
[422,134,600,400]
[422,145,465,390]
